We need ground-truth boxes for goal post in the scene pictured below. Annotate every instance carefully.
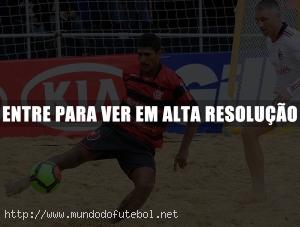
[228,0,245,100]
[294,0,300,30]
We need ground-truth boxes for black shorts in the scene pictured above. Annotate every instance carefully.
[80,124,155,176]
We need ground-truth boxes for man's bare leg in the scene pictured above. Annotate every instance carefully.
[5,144,93,196]
[241,125,275,202]
[111,167,155,223]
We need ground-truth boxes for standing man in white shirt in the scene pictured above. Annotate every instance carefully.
[241,0,300,202]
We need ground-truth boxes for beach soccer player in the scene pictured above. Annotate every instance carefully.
[5,33,198,222]
[241,0,300,202]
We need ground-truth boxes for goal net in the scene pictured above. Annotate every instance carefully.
[0,0,237,60]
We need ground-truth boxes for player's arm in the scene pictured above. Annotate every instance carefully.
[287,78,300,95]
[174,122,198,171]
[172,78,198,171]
[277,35,300,101]
[276,78,300,103]
[287,45,300,95]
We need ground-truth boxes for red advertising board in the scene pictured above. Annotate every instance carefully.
[0,55,137,137]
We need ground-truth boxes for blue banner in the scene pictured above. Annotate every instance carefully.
[161,53,231,133]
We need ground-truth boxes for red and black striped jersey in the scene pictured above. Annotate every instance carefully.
[114,64,196,148]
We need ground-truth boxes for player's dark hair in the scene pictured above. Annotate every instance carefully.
[137,33,161,52]
[255,0,280,12]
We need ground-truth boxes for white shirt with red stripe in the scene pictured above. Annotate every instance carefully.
[266,24,300,97]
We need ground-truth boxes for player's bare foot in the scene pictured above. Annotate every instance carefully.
[5,176,31,197]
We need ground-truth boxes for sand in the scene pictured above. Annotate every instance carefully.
[1,129,300,227]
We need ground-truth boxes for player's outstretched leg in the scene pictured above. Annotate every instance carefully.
[241,125,274,203]
[111,167,155,223]
[5,144,93,197]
